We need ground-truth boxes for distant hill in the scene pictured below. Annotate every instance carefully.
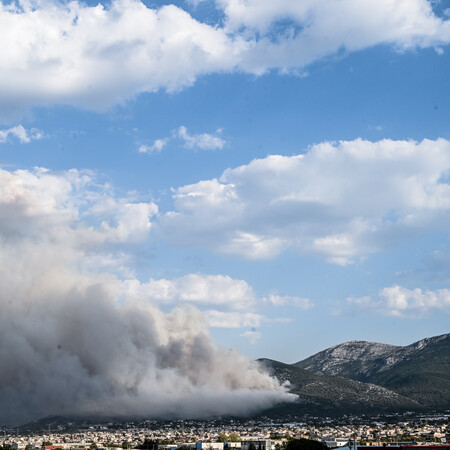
[293,333,450,408]
[257,358,420,417]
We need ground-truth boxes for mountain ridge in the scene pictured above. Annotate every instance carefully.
[257,358,420,418]
[292,332,450,408]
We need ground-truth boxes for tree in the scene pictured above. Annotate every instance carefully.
[218,434,240,443]
[137,439,158,450]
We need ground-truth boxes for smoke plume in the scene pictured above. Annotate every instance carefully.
[0,167,295,425]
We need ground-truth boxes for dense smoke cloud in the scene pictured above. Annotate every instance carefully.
[0,167,296,425]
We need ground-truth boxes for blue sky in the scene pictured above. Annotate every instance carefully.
[1,0,450,367]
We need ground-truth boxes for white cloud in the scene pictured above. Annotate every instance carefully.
[138,126,225,154]
[0,167,157,250]
[124,273,256,310]
[123,274,310,329]
[1,0,450,118]
[347,285,450,317]
[0,0,244,120]
[219,0,448,38]
[217,0,450,73]
[204,310,264,328]
[90,196,157,242]
[160,138,450,264]
[0,124,42,143]
[265,294,313,310]
[177,126,226,150]
[240,330,262,344]
[217,231,285,260]
[138,138,169,154]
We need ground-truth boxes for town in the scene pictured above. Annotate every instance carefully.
[1,413,449,450]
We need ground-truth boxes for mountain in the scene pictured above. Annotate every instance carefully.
[294,333,450,408]
[258,358,420,417]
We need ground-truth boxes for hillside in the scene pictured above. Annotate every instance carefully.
[258,358,419,417]
[294,333,450,408]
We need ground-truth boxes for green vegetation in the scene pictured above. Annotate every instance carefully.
[218,433,241,442]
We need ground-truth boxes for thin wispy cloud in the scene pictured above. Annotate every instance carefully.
[139,126,225,154]
[240,330,262,345]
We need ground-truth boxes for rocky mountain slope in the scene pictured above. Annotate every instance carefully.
[258,359,420,417]
[294,333,450,408]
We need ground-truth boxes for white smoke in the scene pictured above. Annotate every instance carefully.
[0,167,296,425]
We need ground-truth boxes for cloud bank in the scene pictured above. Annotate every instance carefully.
[1,0,450,119]
[0,167,295,425]
[160,138,450,264]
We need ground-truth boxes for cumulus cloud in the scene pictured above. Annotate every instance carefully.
[177,126,226,150]
[0,0,244,120]
[89,196,158,243]
[160,138,450,264]
[216,0,450,74]
[0,167,157,247]
[0,166,296,425]
[122,274,308,331]
[347,285,450,317]
[1,0,450,118]
[138,138,169,154]
[0,124,42,143]
[124,273,256,310]
[218,0,450,39]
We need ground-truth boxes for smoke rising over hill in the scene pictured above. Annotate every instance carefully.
[0,167,295,425]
